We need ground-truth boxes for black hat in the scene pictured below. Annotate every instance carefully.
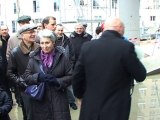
[17,15,31,23]
[83,23,87,28]
[18,24,37,34]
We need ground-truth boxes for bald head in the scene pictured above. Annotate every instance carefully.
[103,17,125,36]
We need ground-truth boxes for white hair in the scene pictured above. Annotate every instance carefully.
[39,29,57,42]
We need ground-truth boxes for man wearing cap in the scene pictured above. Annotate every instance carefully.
[7,24,39,120]
[6,15,31,60]
[6,15,31,109]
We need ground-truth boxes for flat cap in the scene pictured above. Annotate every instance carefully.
[83,23,87,28]
[17,15,31,23]
[18,24,37,34]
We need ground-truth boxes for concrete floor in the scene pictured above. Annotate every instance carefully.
[9,76,160,120]
[9,97,80,120]
[10,106,80,120]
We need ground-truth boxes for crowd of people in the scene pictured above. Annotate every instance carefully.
[0,15,146,120]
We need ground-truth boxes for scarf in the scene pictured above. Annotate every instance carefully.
[40,50,55,69]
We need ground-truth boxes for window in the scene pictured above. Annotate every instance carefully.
[0,21,3,25]
[93,0,99,9]
[13,3,17,14]
[33,0,40,12]
[94,16,102,20]
[53,1,59,11]
[112,0,117,9]
[150,16,156,21]
[0,4,1,16]
[33,1,36,12]
[34,18,42,24]
[80,0,84,5]
[12,21,16,33]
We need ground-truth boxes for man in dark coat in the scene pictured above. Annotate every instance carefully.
[0,25,10,94]
[7,24,39,120]
[0,26,12,120]
[69,23,92,68]
[55,24,78,110]
[73,18,146,120]
[82,23,92,39]
[6,15,31,60]
[6,15,32,108]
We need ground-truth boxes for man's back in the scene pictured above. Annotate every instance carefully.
[6,33,21,61]
[73,30,146,120]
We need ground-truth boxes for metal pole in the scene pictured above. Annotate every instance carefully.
[4,0,7,25]
[59,0,61,23]
[17,0,20,18]
[90,0,93,35]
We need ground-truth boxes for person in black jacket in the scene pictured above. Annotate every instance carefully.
[73,17,146,120]
[7,24,39,120]
[0,83,13,120]
[55,24,78,110]
[0,26,12,120]
[69,23,92,68]
[0,25,10,94]
[82,23,92,40]
[6,15,32,108]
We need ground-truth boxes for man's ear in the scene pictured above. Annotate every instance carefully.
[43,23,47,29]
[0,40,2,47]
[18,34,23,40]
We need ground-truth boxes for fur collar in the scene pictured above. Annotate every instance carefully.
[19,41,39,54]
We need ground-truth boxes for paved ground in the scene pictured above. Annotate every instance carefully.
[9,95,80,120]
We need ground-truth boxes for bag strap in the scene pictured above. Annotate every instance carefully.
[40,64,45,74]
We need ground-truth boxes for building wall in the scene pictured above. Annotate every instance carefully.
[119,0,140,39]
[0,0,156,38]
[0,0,112,35]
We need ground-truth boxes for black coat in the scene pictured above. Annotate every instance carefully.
[0,88,12,120]
[7,42,39,86]
[24,47,72,120]
[56,34,75,66]
[69,31,92,66]
[73,30,146,120]
[0,35,9,89]
[7,41,40,120]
